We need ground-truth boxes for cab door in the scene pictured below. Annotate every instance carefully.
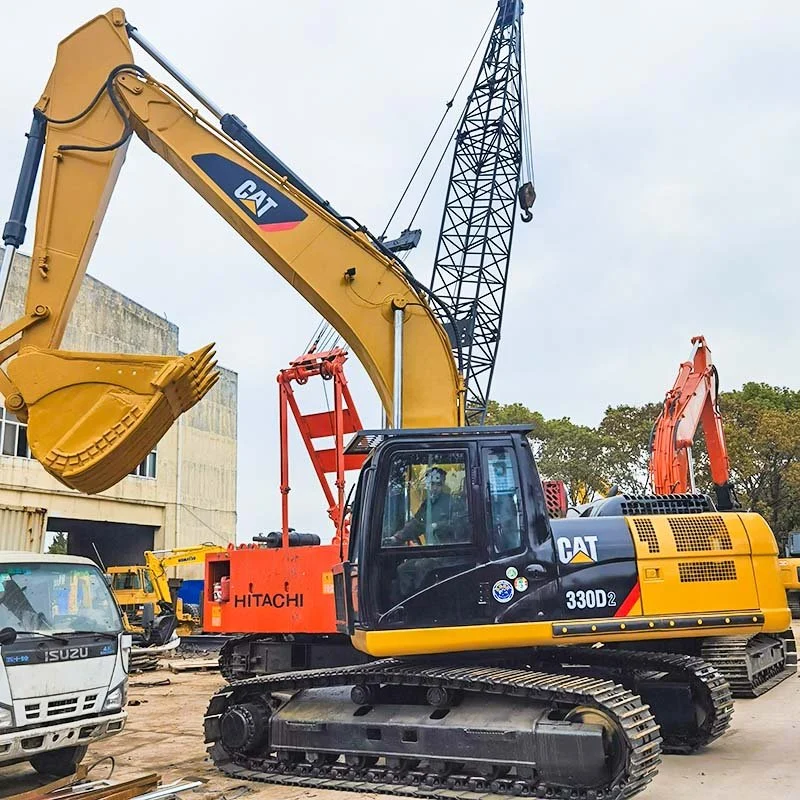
[359,441,490,629]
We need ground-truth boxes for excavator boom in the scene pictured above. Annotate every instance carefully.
[0,8,462,494]
[649,335,735,509]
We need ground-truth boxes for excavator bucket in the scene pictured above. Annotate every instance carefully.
[6,344,218,494]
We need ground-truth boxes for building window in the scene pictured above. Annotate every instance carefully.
[0,407,31,458]
[130,448,157,479]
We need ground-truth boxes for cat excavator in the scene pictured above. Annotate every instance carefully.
[1,10,792,799]
[586,336,797,697]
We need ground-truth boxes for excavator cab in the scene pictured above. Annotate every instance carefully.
[335,425,557,635]
[334,425,790,662]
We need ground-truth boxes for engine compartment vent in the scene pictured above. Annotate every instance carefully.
[678,560,737,583]
[632,518,660,554]
[669,516,733,552]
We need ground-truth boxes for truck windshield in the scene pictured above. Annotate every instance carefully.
[788,533,800,558]
[0,563,121,635]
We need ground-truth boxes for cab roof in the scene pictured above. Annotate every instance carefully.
[345,425,534,455]
[0,552,100,567]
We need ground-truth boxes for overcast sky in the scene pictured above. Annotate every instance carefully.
[1,2,798,542]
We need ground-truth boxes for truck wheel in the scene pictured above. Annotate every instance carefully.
[30,745,88,777]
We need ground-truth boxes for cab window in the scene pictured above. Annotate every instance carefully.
[381,450,471,548]
[374,448,477,618]
[485,446,523,554]
[112,571,140,591]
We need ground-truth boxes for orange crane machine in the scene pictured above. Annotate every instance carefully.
[649,335,736,510]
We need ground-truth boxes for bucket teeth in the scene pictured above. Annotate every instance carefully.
[6,344,220,494]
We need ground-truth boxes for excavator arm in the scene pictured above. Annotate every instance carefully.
[143,545,226,599]
[147,545,227,571]
[0,9,462,494]
[649,335,736,509]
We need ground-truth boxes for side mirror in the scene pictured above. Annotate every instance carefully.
[0,627,17,646]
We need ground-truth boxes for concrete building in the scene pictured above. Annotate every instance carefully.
[0,249,237,575]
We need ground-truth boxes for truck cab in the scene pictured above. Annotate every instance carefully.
[0,553,128,776]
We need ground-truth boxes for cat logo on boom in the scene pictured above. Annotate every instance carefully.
[234,180,279,218]
[556,535,599,565]
[192,153,308,232]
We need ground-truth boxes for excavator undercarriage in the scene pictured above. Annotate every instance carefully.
[206,657,663,800]
[700,631,797,698]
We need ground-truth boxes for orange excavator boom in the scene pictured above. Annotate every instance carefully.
[649,335,737,510]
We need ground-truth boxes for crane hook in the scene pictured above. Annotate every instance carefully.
[518,181,536,223]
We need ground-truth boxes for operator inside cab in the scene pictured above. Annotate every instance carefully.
[385,466,469,547]
[382,463,471,604]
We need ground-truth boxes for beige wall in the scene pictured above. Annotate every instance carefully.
[0,250,237,576]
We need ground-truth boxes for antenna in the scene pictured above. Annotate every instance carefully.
[91,542,107,573]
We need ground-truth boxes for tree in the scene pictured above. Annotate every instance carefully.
[487,383,800,544]
[597,402,662,493]
[534,418,608,504]
[716,384,800,546]
[486,401,610,504]
[47,531,68,555]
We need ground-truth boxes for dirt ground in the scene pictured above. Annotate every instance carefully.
[3,623,799,799]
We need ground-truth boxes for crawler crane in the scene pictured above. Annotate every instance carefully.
[1,9,792,799]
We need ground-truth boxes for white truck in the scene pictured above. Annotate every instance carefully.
[0,553,129,776]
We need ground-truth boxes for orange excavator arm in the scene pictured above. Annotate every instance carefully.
[0,9,463,495]
[649,335,736,510]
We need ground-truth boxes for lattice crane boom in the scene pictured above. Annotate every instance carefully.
[429,0,534,425]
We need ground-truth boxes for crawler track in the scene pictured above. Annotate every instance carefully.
[787,593,800,620]
[701,630,797,698]
[535,647,733,753]
[205,660,662,800]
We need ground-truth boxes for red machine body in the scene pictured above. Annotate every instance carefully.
[204,348,365,638]
[205,543,341,634]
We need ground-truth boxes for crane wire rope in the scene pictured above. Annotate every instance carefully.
[379,8,497,240]
[519,19,535,186]
[303,7,499,382]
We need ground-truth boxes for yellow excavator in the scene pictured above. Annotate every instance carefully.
[108,544,227,636]
[1,9,792,798]
[779,532,800,618]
